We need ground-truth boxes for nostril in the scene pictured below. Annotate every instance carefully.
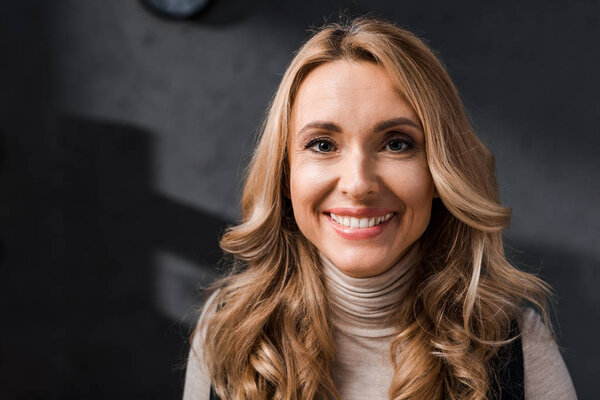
[340,179,378,200]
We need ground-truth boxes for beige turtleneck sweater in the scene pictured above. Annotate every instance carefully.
[183,245,577,399]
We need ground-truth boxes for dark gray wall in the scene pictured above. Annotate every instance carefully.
[1,0,598,399]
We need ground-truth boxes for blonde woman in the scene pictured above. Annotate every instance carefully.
[183,17,577,400]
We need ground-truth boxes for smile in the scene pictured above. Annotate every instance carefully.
[329,212,395,229]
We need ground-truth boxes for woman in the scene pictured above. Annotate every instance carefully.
[183,17,577,400]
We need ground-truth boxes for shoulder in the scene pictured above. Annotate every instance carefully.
[183,290,220,400]
[519,308,578,400]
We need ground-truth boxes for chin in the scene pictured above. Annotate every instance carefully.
[325,252,392,278]
[339,265,384,278]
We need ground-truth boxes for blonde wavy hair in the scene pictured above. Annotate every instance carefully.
[194,16,551,400]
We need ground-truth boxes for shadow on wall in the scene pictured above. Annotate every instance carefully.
[2,115,596,398]
[505,237,600,395]
[1,114,229,399]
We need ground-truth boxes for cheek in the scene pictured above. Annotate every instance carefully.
[384,162,435,211]
[289,160,334,230]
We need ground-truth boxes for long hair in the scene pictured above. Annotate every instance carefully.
[194,17,551,400]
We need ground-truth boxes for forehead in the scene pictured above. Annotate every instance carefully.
[290,60,419,133]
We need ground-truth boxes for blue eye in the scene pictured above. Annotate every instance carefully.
[307,139,334,153]
[386,139,408,152]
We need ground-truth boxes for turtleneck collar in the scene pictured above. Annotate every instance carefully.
[320,242,420,338]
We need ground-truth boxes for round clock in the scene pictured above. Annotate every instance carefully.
[140,0,212,19]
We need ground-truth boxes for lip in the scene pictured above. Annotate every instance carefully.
[324,210,395,240]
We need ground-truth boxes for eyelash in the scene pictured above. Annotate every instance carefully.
[305,137,336,153]
[304,135,415,154]
[383,137,415,152]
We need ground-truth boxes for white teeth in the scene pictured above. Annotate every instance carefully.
[329,212,394,229]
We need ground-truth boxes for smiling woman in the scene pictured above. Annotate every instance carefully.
[183,17,577,400]
[288,61,435,278]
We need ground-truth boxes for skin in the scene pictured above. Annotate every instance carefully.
[288,60,436,278]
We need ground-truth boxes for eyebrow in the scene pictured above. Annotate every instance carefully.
[374,117,421,132]
[297,121,342,136]
[296,117,421,136]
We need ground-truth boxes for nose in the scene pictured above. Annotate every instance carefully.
[338,151,379,200]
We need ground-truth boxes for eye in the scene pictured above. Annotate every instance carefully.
[306,138,335,153]
[384,138,413,152]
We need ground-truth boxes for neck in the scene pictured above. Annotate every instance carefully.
[320,243,420,338]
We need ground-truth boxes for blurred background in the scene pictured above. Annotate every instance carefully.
[0,0,598,399]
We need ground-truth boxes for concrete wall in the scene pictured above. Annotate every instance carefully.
[1,0,598,398]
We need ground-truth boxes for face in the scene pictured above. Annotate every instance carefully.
[288,60,435,278]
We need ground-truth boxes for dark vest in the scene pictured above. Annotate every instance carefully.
[209,321,524,400]
[488,320,525,400]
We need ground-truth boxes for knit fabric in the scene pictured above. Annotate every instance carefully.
[183,246,577,399]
